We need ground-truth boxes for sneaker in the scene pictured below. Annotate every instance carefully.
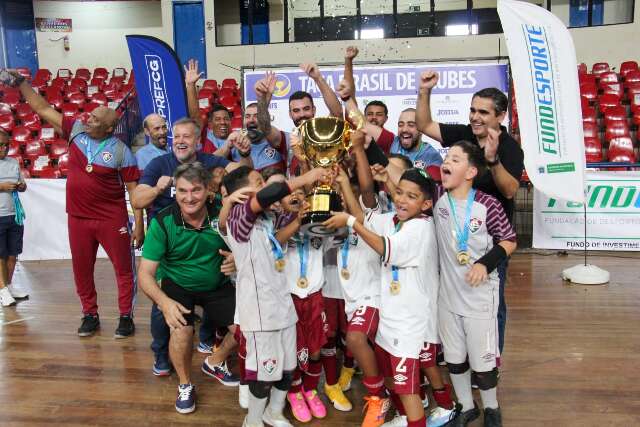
[444,403,480,427]
[324,382,353,411]
[238,384,249,409]
[483,407,502,427]
[0,286,16,307]
[175,383,196,414]
[242,415,264,427]
[338,366,356,391]
[287,391,312,423]
[77,314,100,337]
[7,284,28,299]
[362,395,390,427]
[262,406,294,427]
[152,353,172,377]
[381,414,407,426]
[201,359,240,386]
[303,388,327,418]
[114,315,135,339]
[422,394,430,408]
[428,406,457,427]
[197,341,213,354]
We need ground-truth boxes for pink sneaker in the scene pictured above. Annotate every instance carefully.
[303,388,327,419]
[287,391,312,423]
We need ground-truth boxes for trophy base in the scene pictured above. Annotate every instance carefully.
[300,212,346,237]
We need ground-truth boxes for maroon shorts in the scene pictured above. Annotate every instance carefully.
[374,344,420,395]
[419,342,439,369]
[323,296,348,337]
[292,291,328,371]
[347,305,379,343]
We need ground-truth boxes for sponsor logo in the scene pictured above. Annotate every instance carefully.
[402,98,416,106]
[438,207,449,219]
[144,55,172,136]
[262,358,277,375]
[273,74,292,98]
[481,352,495,362]
[437,108,459,116]
[350,316,365,326]
[101,151,113,163]
[118,226,128,235]
[469,217,483,233]
[393,374,408,385]
[546,184,640,210]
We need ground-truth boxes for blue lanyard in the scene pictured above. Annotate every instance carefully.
[341,228,351,270]
[446,189,476,252]
[391,221,402,282]
[296,234,309,279]
[86,138,110,166]
[264,215,284,262]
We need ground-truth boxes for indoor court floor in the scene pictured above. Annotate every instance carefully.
[0,252,639,426]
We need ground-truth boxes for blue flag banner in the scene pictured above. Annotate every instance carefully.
[126,35,188,147]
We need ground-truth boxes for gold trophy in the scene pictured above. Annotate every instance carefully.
[297,117,353,236]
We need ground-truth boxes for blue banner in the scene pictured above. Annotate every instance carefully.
[126,35,188,146]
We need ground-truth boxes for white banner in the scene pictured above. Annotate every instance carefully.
[498,0,585,203]
[20,179,141,261]
[533,171,640,251]
[243,62,509,157]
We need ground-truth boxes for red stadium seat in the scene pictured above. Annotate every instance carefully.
[38,124,57,142]
[58,153,70,175]
[598,71,618,85]
[577,63,588,76]
[86,85,101,97]
[11,126,33,143]
[32,165,61,179]
[34,69,52,83]
[7,141,21,157]
[202,79,218,90]
[24,139,47,158]
[49,138,69,159]
[0,103,12,115]
[15,67,31,81]
[233,104,243,118]
[89,77,106,89]
[600,83,623,98]
[120,83,135,96]
[219,87,237,98]
[624,70,640,87]
[591,62,610,75]
[21,112,41,132]
[32,79,48,94]
[57,68,73,80]
[70,78,88,93]
[219,97,239,111]
[603,105,627,126]
[14,102,32,119]
[93,67,109,80]
[608,137,636,162]
[582,106,597,125]
[67,92,86,109]
[221,78,238,89]
[50,77,67,90]
[580,96,590,112]
[46,92,64,110]
[579,73,597,86]
[103,82,121,99]
[604,121,630,142]
[0,113,16,132]
[75,68,91,81]
[91,93,108,106]
[61,103,80,119]
[44,85,62,98]
[620,61,638,78]
[2,92,21,109]
[598,93,621,111]
[584,137,603,162]
[231,116,243,130]
[583,122,598,138]
[64,85,83,99]
[112,68,127,79]
[84,101,100,113]
[580,83,597,103]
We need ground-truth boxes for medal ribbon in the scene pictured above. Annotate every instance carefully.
[297,234,309,280]
[12,169,25,226]
[391,221,403,284]
[264,215,284,264]
[86,138,110,169]
[446,188,476,253]
[340,228,351,271]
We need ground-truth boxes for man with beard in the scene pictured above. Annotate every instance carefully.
[415,70,524,356]
[136,114,170,171]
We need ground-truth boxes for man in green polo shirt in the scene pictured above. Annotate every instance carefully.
[139,162,237,415]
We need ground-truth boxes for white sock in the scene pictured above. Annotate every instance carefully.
[247,393,268,424]
[479,387,499,409]
[268,387,288,414]
[450,371,474,412]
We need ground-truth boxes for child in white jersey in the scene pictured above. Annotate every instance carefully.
[435,141,516,427]
[324,168,438,427]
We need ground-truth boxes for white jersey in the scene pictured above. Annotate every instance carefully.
[434,189,516,320]
[369,212,439,358]
[337,209,382,318]
[283,231,329,298]
[227,201,298,331]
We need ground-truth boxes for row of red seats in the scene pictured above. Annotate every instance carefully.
[17,67,130,84]
[578,61,639,77]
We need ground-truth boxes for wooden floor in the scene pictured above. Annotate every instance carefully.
[1,252,639,426]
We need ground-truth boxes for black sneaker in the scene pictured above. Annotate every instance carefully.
[444,402,480,426]
[484,407,502,427]
[78,314,100,337]
[114,315,135,339]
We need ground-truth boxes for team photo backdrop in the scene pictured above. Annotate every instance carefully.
[243,62,509,156]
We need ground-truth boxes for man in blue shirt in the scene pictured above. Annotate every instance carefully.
[389,108,443,170]
[135,114,170,172]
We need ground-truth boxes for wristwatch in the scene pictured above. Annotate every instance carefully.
[487,154,500,167]
[239,149,251,158]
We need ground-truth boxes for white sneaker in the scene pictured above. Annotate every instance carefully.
[241,415,264,427]
[262,406,293,427]
[7,284,28,299]
[382,414,408,427]
[239,384,249,409]
[0,286,16,307]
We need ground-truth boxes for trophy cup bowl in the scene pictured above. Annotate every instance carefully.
[298,117,352,237]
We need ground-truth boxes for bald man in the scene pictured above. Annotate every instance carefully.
[136,114,170,171]
[8,70,144,339]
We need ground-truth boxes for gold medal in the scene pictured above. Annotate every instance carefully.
[457,251,470,265]
[274,258,285,272]
[390,280,400,295]
[297,277,308,289]
[85,164,93,173]
[340,268,350,280]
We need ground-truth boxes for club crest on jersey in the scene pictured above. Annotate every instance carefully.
[438,207,449,219]
[469,218,483,233]
[210,218,220,232]
[393,374,408,385]
[349,233,359,246]
[261,358,278,375]
[264,147,276,159]
[297,347,309,365]
[413,160,426,169]
[102,151,113,163]
[310,237,322,250]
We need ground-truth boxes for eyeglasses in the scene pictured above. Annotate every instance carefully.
[179,210,214,232]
